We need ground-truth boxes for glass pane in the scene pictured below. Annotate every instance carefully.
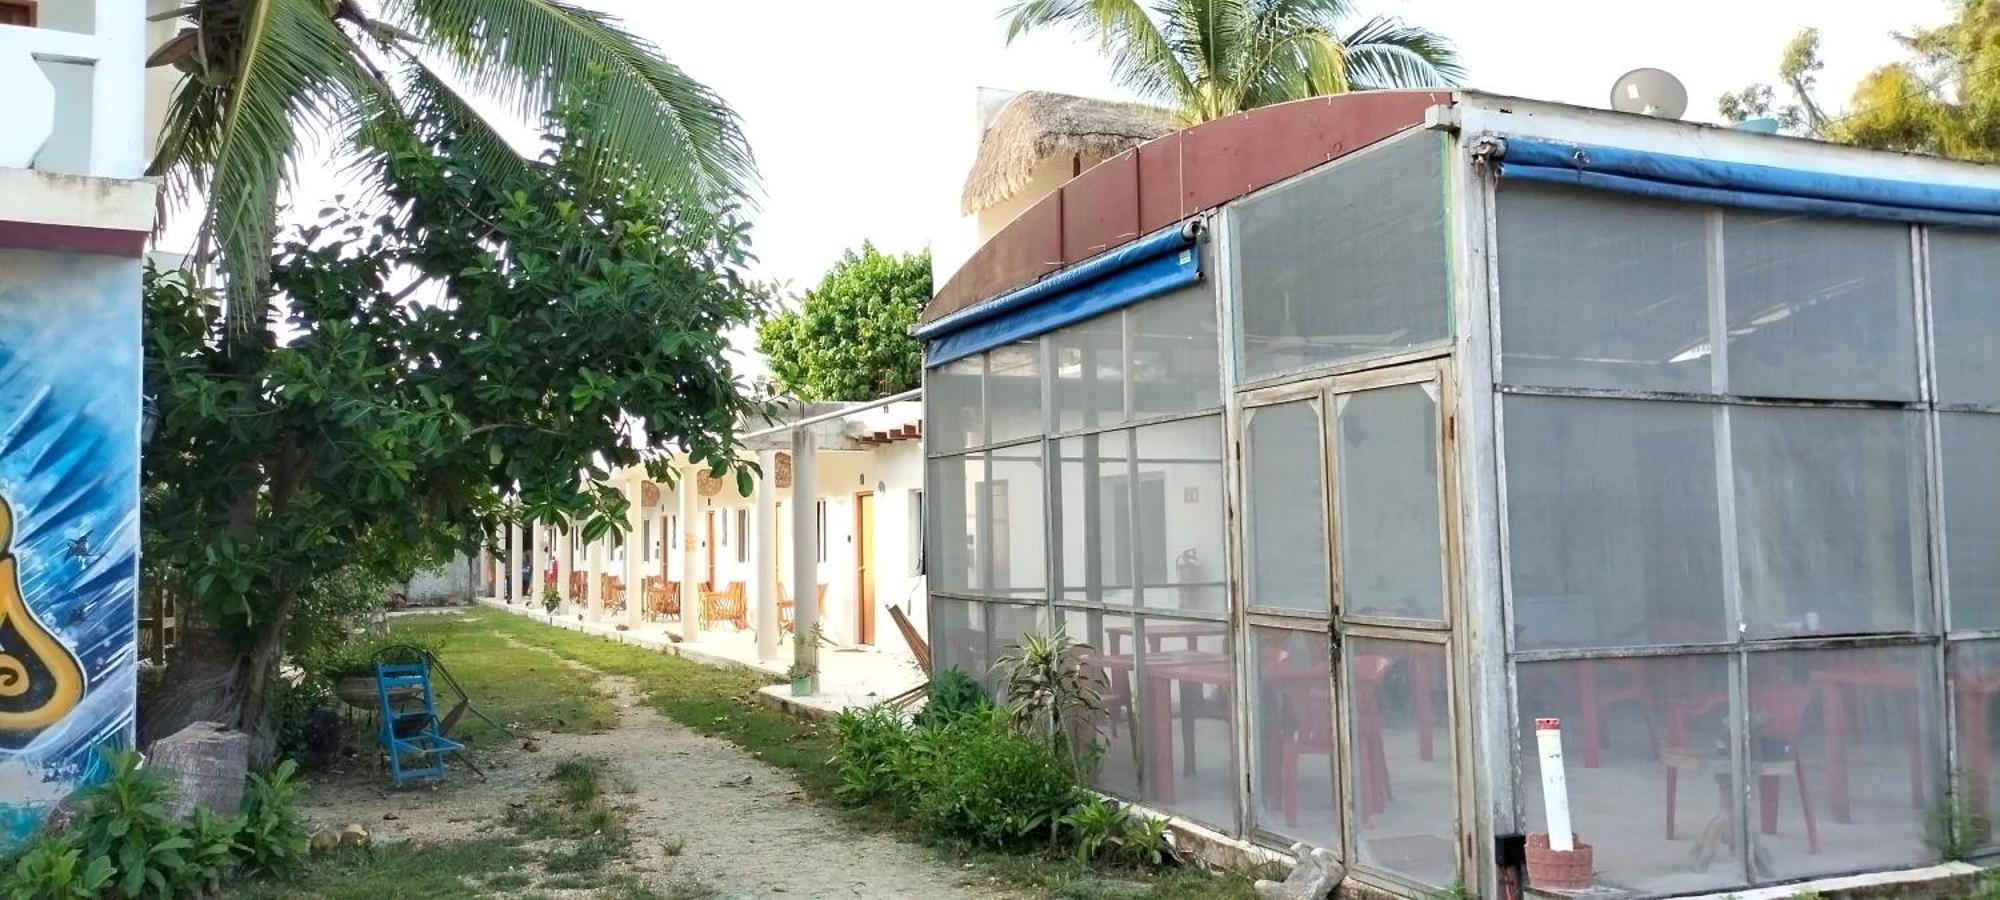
[988,340,1045,444]
[1930,229,2000,405]
[1251,626,1337,848]
[1516,655,1740,896]
[1052,311,1124,433]
[1722,212,1917,401]
[1496,184,1712,391]
[932,598,987,687]
[1945,413,2000,632]
[1233,132,1449,380]
[984,445,1046,600]
[926,356,983,453]
[926,455,978,594]
[1065,608,1141,799]
[1245,401,1330,614]
[1055,432,1135,606]
[1732,406,1927,638]
[1337,383,1445,621]
[1348,638,1455,886]
[1749,646,1941,881]
[1950,640,2000,853]
[1131,278,1221,417]
[1139,616,1236,830]
[1133,417,1227,613]
[987,602,1048,694]
[1504,397,1729,650]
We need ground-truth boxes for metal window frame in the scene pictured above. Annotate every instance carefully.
[1483,175,1993,891]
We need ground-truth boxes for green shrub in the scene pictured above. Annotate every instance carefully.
[310,635,437,683]
[914,708,1083,847]
[71,749,202,898]
[0,830,113,900]
[1061,795,1130,862]
[1121,815,1176,867]
[994,626,1103,770]
[911,667,989,729]
[831,705,912,804]
[236,760,309,875]
[181,807,246,890]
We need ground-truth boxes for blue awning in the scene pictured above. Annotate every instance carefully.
[918,224,1202,367]
[1496,136,2000,228]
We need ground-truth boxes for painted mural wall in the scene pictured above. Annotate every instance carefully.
[0,248,141,846]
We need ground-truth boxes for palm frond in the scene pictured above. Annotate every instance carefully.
[1340,15,1463,90]
[1001,0,1195,108]
[150,0,364,324]
[377,0,753,205]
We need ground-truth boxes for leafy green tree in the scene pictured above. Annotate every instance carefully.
[757,244,930,402]
[1718,28,1833,137]
[1721,5,2000,163]
[141,84,768,758]
[147,0,752,315]
[1002,0,1464,124]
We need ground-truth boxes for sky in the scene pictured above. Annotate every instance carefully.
[157,1,1953,376]
[611,0,1953,299]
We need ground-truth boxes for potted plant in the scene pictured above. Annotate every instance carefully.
[785,660,816,696]
[541,586,560,615]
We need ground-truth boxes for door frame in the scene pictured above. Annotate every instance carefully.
[1229,357,1471,893]
[703,509,717,592]
[854,491,876,645]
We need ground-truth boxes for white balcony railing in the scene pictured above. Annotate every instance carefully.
[0,0,145,180]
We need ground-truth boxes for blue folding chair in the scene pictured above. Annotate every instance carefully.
[375,660,464,787]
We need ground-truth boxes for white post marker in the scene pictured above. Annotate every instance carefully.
[1536,717,1574,852]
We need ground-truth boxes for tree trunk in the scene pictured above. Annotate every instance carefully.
[140,589,296,769]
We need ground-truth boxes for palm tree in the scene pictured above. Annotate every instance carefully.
[146,0,753,314]
[1003,0,1465,124]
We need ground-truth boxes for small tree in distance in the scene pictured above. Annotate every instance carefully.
[758,244,931,402]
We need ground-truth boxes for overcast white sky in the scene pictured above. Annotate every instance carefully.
[613,0,1950,295]
[161,2,1950,375]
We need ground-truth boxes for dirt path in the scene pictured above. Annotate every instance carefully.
[300,642,1003,899]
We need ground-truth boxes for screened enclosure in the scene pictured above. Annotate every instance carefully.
[919,92,2000,898]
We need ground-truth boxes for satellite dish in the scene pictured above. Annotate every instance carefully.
[1609,68,1689,119]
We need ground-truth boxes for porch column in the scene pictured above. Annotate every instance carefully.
[531,525,550,611]
[624,479,645,629]
[790,430,819,690]
[506,524,522,604]
[587,531,606,619]
[753,448,779,660]
[679,468,702,643]
[557,527,576,611]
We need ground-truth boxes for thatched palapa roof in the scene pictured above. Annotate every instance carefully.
[960,91,1176,215]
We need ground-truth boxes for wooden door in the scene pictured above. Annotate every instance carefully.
[855,492,876,645]
[703,510,717,592]
[0,3,37,26]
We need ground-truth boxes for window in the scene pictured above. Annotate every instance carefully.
[669,514,678,549]
[815,500,828,563]
[1928,229,2000,404]
[641,520,653,563]
[1335,384,1445,622]
[1231,131,1449,381]
[1244,401,1328,613]
[928,356,984,452]
[735,508,749,564]
[0,2,35,26]
[909,489,926,576]
[1496,185,1711,391]
[987,340,1044,444]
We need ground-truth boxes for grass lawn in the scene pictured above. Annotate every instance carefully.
[388,611,617,747]
[400,607,1265,899]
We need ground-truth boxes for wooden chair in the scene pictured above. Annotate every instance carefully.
[643,577,681,621]
[700,581,747,630]
[1664,682,1819,853]
[778,583,829,635]
[568,571,586,604]
[603,575,625,615]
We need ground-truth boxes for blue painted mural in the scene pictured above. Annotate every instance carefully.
[0,248,140,846]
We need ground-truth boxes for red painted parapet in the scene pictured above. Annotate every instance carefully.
[925,90,1453,324]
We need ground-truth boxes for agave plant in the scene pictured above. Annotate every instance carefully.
[145,0,754,319]
[993,624,1105,766]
